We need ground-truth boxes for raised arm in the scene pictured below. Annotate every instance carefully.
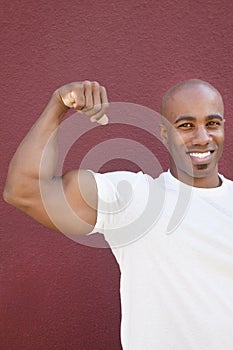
[3,81,109,235]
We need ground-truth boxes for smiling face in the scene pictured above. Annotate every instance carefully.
[160,80,225,188]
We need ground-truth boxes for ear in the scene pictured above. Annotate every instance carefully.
[160,123,168,144]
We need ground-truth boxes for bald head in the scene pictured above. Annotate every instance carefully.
[159,79,225,187]
[160,79,224,120]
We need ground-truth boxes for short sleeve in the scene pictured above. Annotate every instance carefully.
[88,170,158,248]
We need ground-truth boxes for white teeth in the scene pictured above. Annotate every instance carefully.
[189,151,211,159]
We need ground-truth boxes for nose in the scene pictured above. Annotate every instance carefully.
[191,125,212,146]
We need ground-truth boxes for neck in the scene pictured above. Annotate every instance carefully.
[170,168,221,188]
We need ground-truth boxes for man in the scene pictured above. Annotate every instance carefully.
[4,79,233,349]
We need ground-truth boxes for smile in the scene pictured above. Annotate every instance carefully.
[189,151,211,159]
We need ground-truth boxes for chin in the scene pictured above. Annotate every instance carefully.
[185,163,218,179]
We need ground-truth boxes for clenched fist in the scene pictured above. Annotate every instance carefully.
[54,80,109,125]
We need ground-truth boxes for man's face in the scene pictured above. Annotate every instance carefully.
[160,83,225,187]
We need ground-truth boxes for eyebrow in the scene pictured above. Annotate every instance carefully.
[206,114,224,121]
[174,114,224,124]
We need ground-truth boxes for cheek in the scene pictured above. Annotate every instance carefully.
[213,130,224,146]
[218,131,224,142]
[168,131,190,150]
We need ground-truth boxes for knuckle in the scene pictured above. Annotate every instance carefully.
[100,85,106,93]
[92,81,100,88]
[83,80,91,87]
[70,82,82,90]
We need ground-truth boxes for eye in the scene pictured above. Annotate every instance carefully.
[177,122,194,129]
[207,120,221,128]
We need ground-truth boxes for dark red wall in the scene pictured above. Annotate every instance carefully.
[1,0,233,349]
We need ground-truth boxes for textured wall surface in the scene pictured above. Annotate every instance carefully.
[1,0,233,349]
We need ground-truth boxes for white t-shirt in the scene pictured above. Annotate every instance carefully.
[91,170,233,350]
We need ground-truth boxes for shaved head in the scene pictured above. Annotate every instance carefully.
[160,79,224,119]
[159,78,225,187]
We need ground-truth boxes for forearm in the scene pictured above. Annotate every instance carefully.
[4,93,67,200]
[3,81,107,233]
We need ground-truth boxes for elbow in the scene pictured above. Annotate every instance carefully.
[3,188,18,206]
[3,188,28,209]
[3,188,13,203]
[3,177,34,206]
